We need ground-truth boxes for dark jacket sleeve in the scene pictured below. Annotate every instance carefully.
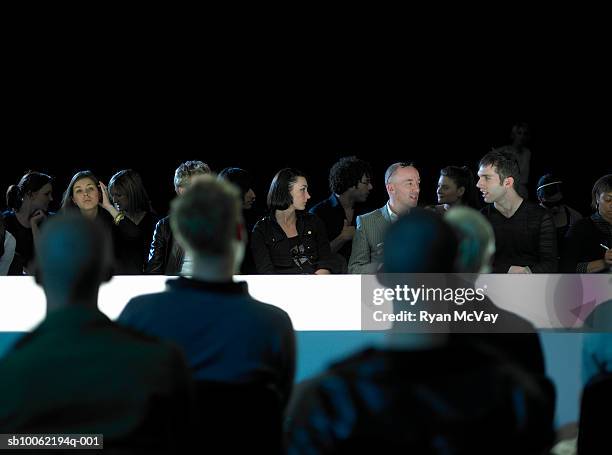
[531,209,558,273]
[559,220,591,273]
[311,215,335,273]
[146,218,168,274]
[251,221,277,274]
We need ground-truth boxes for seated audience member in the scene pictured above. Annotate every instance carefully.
[2,171,54,275]
[477,149,558,273]
[251,168,335,274]
[0,214,194,451]
[506,122,532,200]
[61,170,144,275]
[119,176,295,407]
[560,174,612,273]
[536,173,582,249]
[108,169,159,274]
[444,206,547,375]
[429,165,480,214]
[286,210,555,454]
[0,218,16,275]
[146,160,211,275]
[582,299,612,385]
[309,156,373,270]
[348,162,420,274]
[576,299,612,454]
[218,167,257,274]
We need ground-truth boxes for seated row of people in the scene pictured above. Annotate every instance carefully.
[1,153,610,277]
[1,176,562,452]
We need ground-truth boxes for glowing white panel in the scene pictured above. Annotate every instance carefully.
[0,275,362,332]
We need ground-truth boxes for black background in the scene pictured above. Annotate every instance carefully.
[2,38,611,219]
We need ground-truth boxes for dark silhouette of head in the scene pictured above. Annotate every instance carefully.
[35,213,113,309]
[383,208,458,273]
[218,168,253,198]
[536,173,564,207]
[170,175,243,264]
[329,156,373,195]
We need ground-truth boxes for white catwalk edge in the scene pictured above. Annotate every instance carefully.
[0,275,362,332]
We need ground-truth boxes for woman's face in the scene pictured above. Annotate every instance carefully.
[289,176,311,211]
[597,190,612,223]
[72,177,100,211]
[437,176,463,205]
[28,183,54,213]
[110,187,129,213]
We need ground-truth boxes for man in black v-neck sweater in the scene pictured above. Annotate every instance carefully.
[477,150,558,273]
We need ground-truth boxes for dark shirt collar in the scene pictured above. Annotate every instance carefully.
[166,276,249,295]
[329,193,341,208]
[591,212,612,236]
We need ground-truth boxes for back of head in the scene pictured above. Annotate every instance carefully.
[383,208,458,273]
[218,167,253,198]
[444,206,496,273]
[36,213,112,303]
[6,171,53,211]
[174,160,211,193]
[329,156,372,194]
[170,175,241,258]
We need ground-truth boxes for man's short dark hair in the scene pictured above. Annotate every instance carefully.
[329,156,372,194]
[267,168,305,211]
[479,148,520,189]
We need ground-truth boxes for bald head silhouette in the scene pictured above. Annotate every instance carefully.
[383,208,458,273]
[35,213,113,309]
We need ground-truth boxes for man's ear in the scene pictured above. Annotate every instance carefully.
[457,186,465,198]
[503,176,515,189]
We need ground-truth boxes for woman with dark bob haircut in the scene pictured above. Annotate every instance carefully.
[61,170,146,274]
[560,174,612,272]
[251,168,335,274]
[2,171,54,274]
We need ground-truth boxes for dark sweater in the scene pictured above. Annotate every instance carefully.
[560,214,612,273]
[482,201,558,273]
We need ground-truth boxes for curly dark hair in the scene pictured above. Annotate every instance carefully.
[328,156,372,194]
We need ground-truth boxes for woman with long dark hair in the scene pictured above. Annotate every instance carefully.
[61,170,145,274]
[108,169,159,273]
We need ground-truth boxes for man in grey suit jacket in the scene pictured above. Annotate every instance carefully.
[348,162,421,273]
